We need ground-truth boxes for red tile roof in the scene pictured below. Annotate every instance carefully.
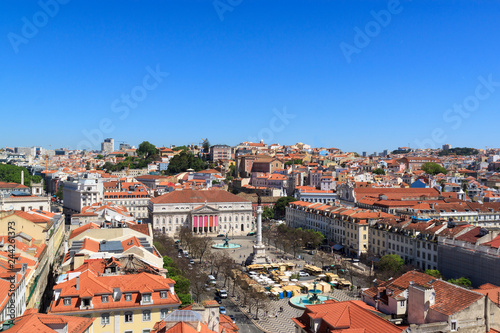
[50,270,180,313]
[2,312,94,333]
[292,300,402,333]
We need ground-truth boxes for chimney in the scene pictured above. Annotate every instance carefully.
[76,276,79,290]
[21,170,24,186]
[485,294,491,332]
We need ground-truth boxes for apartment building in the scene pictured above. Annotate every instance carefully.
[49,269,181,333]
[63,174,104,214]
[286,201,393,257]
[209,144,232,162]
[103,182,150,219]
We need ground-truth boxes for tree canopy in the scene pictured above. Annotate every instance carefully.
[166,151,207,174]
[0,163,42,186]
[274,196,297,218]
[448,277,472,288]
[284,159,303,166]
[136,141,158,159]
[372,168,386,175]
[377,254,404,276]
[421,162,447,175]
[202,139,210,154]
[425,269,442,278]
[262,206,274,220]
[438,147,478,156]
[172,146,189,152]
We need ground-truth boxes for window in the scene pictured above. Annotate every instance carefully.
[125,293,132,301]
[124,312,133,323]
[63,297,71,306]
[102,295,109,303]
[101,313,110,325]
[143,330,151,333]
[161,308,168,319]
[142,293,151,303]
[82,298,91,307]
[400,300,405,307]
[160,291,168,299]
[451,320,457,331]
[143,310,151,321]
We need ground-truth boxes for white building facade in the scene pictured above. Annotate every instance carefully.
[149,189,254,237]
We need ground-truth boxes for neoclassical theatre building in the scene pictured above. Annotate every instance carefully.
[149,189,254,236]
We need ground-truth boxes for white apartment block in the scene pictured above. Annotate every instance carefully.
[63,174,104,213]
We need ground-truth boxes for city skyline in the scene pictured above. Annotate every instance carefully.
[2,1,500,152]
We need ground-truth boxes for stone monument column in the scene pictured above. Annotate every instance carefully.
[246,203,270,265]
[256,206,263,245]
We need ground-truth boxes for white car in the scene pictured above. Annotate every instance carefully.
[298,271,310,277]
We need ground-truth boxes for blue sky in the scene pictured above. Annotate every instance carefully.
[1,0,499,153]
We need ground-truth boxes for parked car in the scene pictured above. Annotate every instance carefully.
[298,271,310,277]
[219,306,226,315]
[189,259,195,265]
[214,296,222,304]
[183,251,189,258]
[217,233,225,237]
[217,289,228,298]
[246,232,256,236]
[228,314,236,323]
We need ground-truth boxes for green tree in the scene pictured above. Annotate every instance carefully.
[166,151,207,174]
[378,254,404,275]
[227,164,236,178]
[262,206,274,220]
[172,146,189,152]
[55,186,63,200]
[137,141,158,159]
[425,269,442,278]
[303,229,325,249]
[421,162,447,175]
[284,159,303,166]
[96,154,104,159]
[372,168,386,175]
[448,277,472,288]
[202,139,210,154]
[0,164,42,186]
[274,196,297,218]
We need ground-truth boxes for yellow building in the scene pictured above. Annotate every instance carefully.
[49,270,181,333]
[0,209,65,310]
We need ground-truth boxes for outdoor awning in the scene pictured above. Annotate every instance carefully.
[332,244,344,251]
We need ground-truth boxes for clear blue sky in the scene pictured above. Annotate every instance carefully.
[1,0,499,153]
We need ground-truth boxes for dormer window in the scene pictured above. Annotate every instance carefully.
[142,293,152,303]
[160,291,168,299]
[64,297,71,306]
[82,298,91,307]
[102,295,109,303]
[125,293,132,301]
